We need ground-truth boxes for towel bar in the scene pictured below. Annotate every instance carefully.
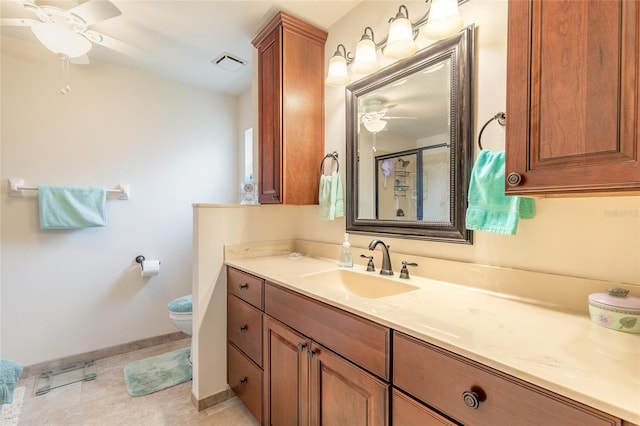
[8,179,130,200]
[320,152,339,175]
[478,112,506,151]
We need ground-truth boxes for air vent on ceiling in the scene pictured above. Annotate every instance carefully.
[212,52,248,72]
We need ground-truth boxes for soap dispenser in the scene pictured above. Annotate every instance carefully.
[339,233,353,268]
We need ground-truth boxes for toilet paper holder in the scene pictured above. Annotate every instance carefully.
[135,255,161,277]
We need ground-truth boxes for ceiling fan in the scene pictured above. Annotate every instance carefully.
[1,0,138,64]
[360,99,417,133]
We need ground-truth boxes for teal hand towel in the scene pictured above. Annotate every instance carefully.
[466,150,534,235]
[0,359,22,405]
[38,185,107,230]
[319,172,345,220]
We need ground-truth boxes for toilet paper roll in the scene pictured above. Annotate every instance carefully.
[141,260,160,277]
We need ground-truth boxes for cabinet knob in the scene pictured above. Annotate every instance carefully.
[272,194,279,200]
[462,391,481,409]
[239,377,248,385]
[238,283,249,290]
[307,348,317,358]
[506,172,522,186]
[239,325,248,332]
[297,342,307,352]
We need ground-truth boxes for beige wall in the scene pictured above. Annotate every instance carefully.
[0,37,242,365]
[192,205,298,400]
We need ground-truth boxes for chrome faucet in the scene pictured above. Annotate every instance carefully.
[368,239,393,276]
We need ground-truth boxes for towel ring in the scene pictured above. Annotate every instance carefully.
[320,152,339,175]
[478,112,506,150]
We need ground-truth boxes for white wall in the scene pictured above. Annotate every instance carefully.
[0,37,241,365]
[313,0,640,286]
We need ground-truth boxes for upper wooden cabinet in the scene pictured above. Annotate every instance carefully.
[252,12,328,204]
[506,0,640,196]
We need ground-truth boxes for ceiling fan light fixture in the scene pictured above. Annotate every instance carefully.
[364,118,387,133]
[31,22,92,58]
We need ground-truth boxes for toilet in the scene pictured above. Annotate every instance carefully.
[168,295,192,335]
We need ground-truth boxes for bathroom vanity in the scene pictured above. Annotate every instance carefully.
[225,254,639,426]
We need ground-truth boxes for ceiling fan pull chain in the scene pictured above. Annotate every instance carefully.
[60,55,71,96]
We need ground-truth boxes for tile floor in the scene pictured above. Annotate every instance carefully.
[2,338,259,426]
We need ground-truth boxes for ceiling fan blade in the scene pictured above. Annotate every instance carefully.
[68,0,121,26]
[0,18,38,27]
[69,54,90,65]
[83,30,144,58]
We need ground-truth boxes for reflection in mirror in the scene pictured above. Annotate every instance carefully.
[346,26,474,243]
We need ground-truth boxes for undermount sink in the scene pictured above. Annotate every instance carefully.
[301,269,419,299]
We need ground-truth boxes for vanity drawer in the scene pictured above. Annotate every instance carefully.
[227,294,263,367]
[265,282,390,380]
[392,388,458,426]
[228,342,263,424]
[393,332,620,426]
[227,266,264,309]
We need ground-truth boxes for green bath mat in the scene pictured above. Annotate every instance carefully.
[123,348,192,397]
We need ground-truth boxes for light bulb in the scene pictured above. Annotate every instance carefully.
[325,45,351,87]
[421,0,463,40]
[384,7,416,60]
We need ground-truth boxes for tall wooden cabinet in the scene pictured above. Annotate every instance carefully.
[505,0,640,196]
[252,12,328,204]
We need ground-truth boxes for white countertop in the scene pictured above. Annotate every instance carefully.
[225,254,640,424]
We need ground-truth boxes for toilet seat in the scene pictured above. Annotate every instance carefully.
[168,295,193,336]
[168,295,192,313]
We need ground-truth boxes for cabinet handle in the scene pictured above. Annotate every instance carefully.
[238,283,249,290]
[239,325,248,332]
[506,172,522,186]
[297,342,307,352]
[272,194,279,200]
[239,377,248,385]
[462,391,481,409]
[307,348,316,358]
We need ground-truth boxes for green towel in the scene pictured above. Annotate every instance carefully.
[0,359,22,405]
[466,150,534,235]
[319,171,344,220]
[38,185,107,230]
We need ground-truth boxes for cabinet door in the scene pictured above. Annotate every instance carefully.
[309,342,389,426]
[257,28,282,204]
[263,316,309,426]
[506,0,640,195]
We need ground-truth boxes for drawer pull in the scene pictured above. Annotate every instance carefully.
[462,391,481,409]
[297,342,307,352]
[238,283,249,290]
[239,377,248,385]
[239,325,248,332]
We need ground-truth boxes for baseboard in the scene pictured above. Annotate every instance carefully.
[21,331,189,378]
[192,387,235,411]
